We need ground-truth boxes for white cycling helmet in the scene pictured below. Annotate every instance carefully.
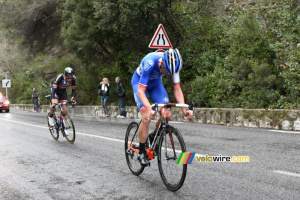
[163,48,182,75]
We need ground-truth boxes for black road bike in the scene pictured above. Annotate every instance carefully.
[45,95,76,144]
[125,103,195,191]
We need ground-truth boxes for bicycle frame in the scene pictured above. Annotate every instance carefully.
[55,104,64,130]
[45,95,73,130]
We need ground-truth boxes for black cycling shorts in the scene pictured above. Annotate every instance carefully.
[52,90,68,104]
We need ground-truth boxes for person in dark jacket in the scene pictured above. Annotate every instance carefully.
[98,78,110,117]
[115,77,126,118]
[32,88,39,112]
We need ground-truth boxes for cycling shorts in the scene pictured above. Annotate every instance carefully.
[52,90,68,104]
[131,72,170,110]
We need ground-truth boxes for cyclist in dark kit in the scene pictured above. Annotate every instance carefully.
[48,67,77,127]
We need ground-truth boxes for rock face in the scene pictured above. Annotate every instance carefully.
[11,104,300,130]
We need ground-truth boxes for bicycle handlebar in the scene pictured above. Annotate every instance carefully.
[45,95,75,108]
[151,103,196,118]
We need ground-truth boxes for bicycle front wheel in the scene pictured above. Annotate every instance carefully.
[125,122,145,176]
[61,114,76,144]
[47,112,59,141]
[157,125,187,191]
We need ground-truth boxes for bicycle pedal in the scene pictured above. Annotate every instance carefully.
[126,149,132,155]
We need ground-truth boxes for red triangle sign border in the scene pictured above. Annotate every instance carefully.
[149,24,172,49]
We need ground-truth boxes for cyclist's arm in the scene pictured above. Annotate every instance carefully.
[71,75,76,100]
[172,72,184,106]
[173,83,185,106]
[173,83,191,118]
[137,86,151,111]
[51,74,63,101]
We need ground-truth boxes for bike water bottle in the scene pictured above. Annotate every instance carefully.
[58,115,61,128]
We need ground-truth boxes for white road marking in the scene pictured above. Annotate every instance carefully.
[1,118,190,155]
[273,170,300,178]
[1,118,49,129]
[74,115,94,118]
[269,130,300,134]
[0,118,124,143]
[76,132,123,143]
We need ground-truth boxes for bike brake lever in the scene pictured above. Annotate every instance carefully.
[193,102,195,117]
[151,103,158,119]
[155,103,158,118]
[188,102,196,118]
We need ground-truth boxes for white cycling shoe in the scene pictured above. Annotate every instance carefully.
[48,117,55,127]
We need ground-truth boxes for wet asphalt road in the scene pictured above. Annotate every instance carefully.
[0,109,300,199]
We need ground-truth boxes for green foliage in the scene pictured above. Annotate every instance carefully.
[1,0,300,109]
[9,54,76,104]
[188,0,300,108]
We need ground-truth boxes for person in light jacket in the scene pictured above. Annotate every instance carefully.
[98,78,110,117]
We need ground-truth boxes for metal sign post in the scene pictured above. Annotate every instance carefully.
[5,73,8,97]
[1,72,11,97]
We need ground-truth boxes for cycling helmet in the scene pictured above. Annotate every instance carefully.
[64,67,74,76]
[163,48,182,75]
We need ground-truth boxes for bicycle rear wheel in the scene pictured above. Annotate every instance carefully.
[61,114,76,144]
[125,122,145,176]
[47,112,59,141]
[157,125,187,191]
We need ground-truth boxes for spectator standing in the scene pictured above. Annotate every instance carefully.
[32,87,39,112]
[115,77,126,118]
[98,78,110,117]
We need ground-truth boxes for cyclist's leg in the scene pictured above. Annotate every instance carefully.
[49,93,58,127]
[139,108,151,143]
[132,79,150,143]
[50,93,58,115]
[132,76,151,165]
[59,91,68,115]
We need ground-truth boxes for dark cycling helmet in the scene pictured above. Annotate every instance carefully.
[163,48,182,75]
[64,67,74,76]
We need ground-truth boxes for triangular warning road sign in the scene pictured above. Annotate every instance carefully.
[149,24,172,49]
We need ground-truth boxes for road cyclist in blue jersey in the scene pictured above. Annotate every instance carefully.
[131,48,193,166]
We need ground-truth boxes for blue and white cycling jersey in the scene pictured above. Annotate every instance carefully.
[131,52,181,110]
[136,52,164,88]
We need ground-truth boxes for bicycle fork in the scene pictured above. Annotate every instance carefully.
[165,133,177,161]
